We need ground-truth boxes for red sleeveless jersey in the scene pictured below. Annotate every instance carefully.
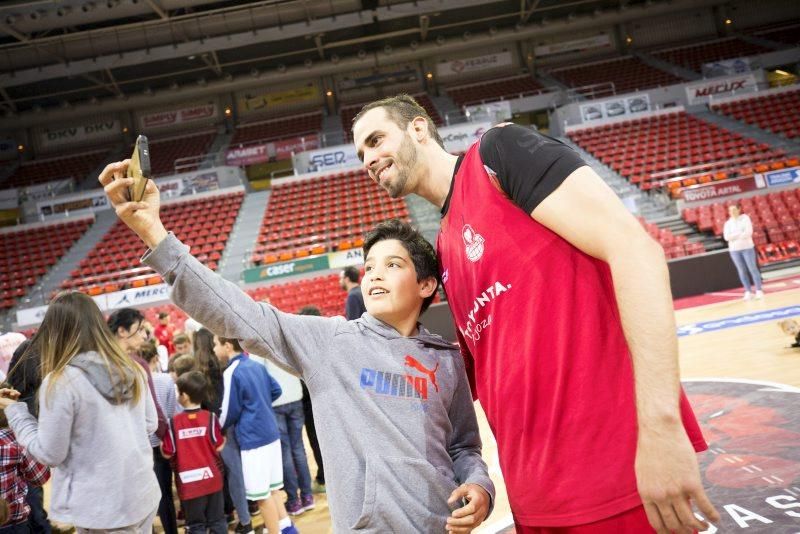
[162,409,224,501]
[436,141,707,526]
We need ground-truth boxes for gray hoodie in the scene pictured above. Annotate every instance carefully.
[6,351,160,529]
[143,233,495,532]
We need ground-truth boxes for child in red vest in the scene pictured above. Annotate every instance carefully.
[161,371,226,534]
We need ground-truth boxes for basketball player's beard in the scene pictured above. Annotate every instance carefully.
[384,133,418,198]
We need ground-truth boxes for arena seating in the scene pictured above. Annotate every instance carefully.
[652,37,770,73]
[548,57,682,95]
[340,94,443,140]
[1,149,108,189]
[61,191,244,295]
[568,111,788,195]
[148,131,217,176]
[251,170,409,265]
[638,217,706,259]
[230,111,323,146]
[1,218,93,310]
[446,75,546,108]
[711,89,800,139]
[681,188,800,265]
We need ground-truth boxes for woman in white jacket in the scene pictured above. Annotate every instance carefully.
[723,204,763,300]
[0,292,160,533]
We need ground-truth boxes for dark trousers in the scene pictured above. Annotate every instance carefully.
[0,522,30,534]
[275,400,312,502]
[301,382,324,484]
[184,491,227,534]
[152,447,178,534]
[26,485,49,534]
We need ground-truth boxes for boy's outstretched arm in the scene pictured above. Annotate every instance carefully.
[446,350,495,533]
[99,161,338,378]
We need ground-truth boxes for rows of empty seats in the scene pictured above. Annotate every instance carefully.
[61,191,243,295]
[230,111,323,146]
[1,150,108,189]
[712,89,800,139]
[682,188,800,265]
[653,37,770,73]
[340,94,443,140]
[548,57,682,96]
[446,75,545,108]
[1,218,92,310]
[251,170,409,265]
[568,111,787,194]
[148,131,217,176]
[638,217,706,259]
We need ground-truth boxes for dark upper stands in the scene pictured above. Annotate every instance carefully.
[712,88,800,139]
[1,218,92,309]
[653,37,771,73]
[446,75,546,107]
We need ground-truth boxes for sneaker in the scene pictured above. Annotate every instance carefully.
[743,291,752,300]
[301,494,315,512]
[281,525,299,534]
[755,290,764,299]
[235,523,255,534]
[311,481,326,494]
[286,499,305,516]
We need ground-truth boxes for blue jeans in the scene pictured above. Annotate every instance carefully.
[220,428,250,525]
[730,248,762,292]
[274,400,312,503]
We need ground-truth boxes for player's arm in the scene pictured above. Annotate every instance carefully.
[98,161,339,380]
[532,167,720,534]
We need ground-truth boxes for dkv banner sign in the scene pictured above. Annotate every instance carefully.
[39,119,121,150]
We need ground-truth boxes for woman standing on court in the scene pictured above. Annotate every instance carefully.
[0,292,161,533]
[723,203,764,300]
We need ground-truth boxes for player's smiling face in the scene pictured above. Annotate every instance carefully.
[353,107,418,199]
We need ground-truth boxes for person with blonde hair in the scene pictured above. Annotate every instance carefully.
[0,292,160,534]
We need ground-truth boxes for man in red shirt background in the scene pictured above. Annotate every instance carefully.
[352,95,721,534]
[153,312,175,356]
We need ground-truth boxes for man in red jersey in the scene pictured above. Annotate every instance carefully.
[352,94,720,534]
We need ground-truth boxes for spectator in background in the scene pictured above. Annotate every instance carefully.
[0,391,51,533]
[139,341,179,534]
[153,312,175,356]
[173,333,193,357]
[723,204,764,300]
[339,266,366,320]
[0,334,26,382]
[7,342,50,534]
[0,292,161,532]
[193,329,224,415]
[297,307,324,494]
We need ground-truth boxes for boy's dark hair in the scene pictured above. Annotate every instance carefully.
[176,371,208,404]
[106,308,145,334]
[138,340,159,364]
[352,94,444,149]
[362,219,439,313]
[298,306,321,316]
[173,333,190,346]
[158,312,169,320]
[342,266,360,284]
[169,354,197,377]
[217,337,243,353]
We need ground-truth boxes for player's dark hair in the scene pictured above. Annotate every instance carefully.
[362,219,439,313]
[353,94,444,149]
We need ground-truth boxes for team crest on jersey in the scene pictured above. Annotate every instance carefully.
[462,224,485,262]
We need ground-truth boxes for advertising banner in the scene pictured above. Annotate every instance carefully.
[534,34,612,57]
[140,103,217,130]
[0,189,18,210]
[685,74,757,105]
[702,57,752,77]
[465,101,512,122]
[39,119,121,150]
[226,135,320,166]
[579,94,651,123]
[681,176,760,203]
[339,69,418,90]
[439,122,493,153]
[243,255,330,283]
[437,51,513,77]
[293,144,361,174]
[328,248,364,269]
[239,85,319,113]
[761,166,800,187]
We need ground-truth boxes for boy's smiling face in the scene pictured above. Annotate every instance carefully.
[362,239,436,328]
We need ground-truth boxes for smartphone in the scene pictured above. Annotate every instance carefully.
[126,135,151,202]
